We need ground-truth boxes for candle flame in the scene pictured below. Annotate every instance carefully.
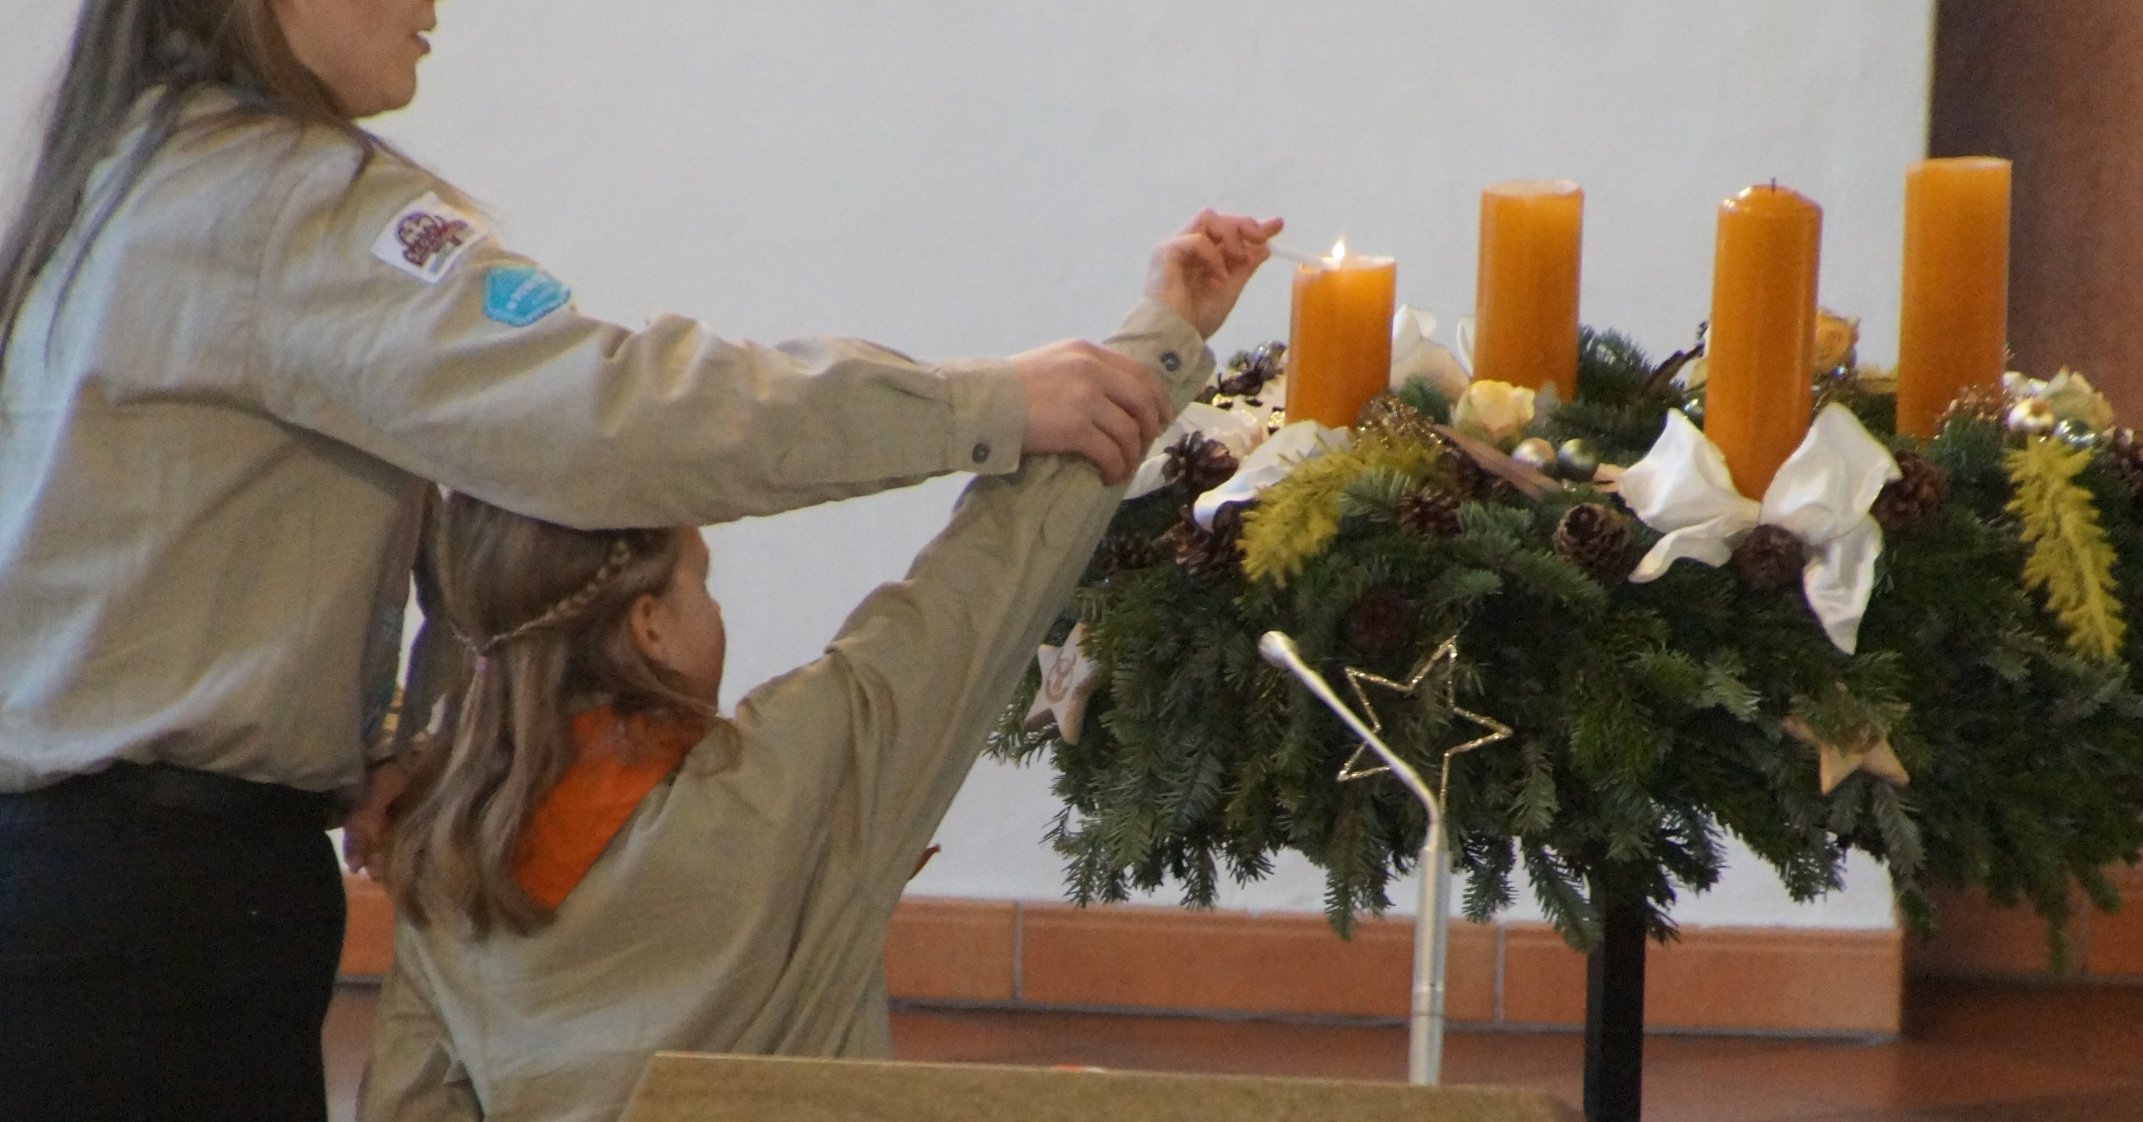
[1328,238,1348,264]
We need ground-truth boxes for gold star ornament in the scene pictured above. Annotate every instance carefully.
[1339,636,1513,803]
[1783,715,1909,795]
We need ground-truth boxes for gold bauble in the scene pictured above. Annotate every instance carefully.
[1511,437,1557,474]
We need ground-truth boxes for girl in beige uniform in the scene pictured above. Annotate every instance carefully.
[0,2,1190,1120]
[363,220,1277,1122]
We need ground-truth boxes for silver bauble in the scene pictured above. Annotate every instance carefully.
[2055,418,2102,449]
[2006,397,2057,437]
[1511,437,1557,474]
[1555,438,1601,482]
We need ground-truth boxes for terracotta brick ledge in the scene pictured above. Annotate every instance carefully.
[340,878,1900,1036]
[1906,866,2143,982]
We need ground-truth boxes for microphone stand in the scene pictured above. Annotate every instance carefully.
[1259,631,1449,1086]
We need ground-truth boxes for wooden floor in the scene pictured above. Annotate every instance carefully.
[324,978,2143,1120]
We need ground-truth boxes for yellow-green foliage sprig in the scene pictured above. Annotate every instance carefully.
[1239,430,1442,586]
[2007,436,2127,661]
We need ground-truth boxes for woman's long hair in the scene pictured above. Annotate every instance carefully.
[0,0,377,371]
[384,495,716,937]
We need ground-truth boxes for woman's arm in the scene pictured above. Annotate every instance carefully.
[246,145,1155,530]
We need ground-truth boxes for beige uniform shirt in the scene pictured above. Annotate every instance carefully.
[0,91,1026,796]
[359,301,1211,1122]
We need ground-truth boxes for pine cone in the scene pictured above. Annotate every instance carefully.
[1162,433,1239,495]
[1100,533,1163,576]
[1395,487,1463,537]
[1343,586,1417,660]
[1216,342,1287,398]
[1731,524,1806,592]
[1871,451,1950,533]
[1167,502,1247,583]
[2108,428,2143,496]
[1550,503,1632,581]
[1439,437,1488,498]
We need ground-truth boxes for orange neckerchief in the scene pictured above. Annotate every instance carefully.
[515,706,703,910]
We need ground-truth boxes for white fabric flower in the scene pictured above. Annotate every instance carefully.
[1452,380,1537,446]
[1389,306,1470,404]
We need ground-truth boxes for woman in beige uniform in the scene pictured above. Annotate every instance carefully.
[0,2,1183,1120]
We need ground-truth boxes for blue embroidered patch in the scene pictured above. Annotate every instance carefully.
[483,266,571,327]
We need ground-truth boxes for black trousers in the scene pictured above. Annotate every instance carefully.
[0,766,345,1122]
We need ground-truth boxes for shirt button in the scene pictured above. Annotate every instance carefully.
[1159,352,1182,373]
[971,442,992,464]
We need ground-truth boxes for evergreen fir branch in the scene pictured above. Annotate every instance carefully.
[1340,465,1423,520]
[1867,785,1926,877]
[1574,326,1656,404]
[1511,741,1560,834]
[1461,835,1519,923]
[1523,845,1604,950]
[1396,377,1454,424]
[1501,548,1610,609]
[1698,653,1762,719]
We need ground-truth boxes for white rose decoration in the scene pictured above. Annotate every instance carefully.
[1453,380,1537,446]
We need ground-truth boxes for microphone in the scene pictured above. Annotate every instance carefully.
[1260,629,1450,1085]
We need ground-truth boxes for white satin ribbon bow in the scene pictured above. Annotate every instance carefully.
[1192,420,1350,529]
[1619,404,1901,654]
[1124,402,1270,502]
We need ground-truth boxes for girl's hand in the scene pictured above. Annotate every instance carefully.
[1146,211,1284,338]
[343,758,410,880]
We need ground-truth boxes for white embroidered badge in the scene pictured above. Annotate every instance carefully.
[370,192,489,283]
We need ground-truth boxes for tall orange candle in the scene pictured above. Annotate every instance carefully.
[1473,179,1584,402]
[1286,243,1397,429]
[1895,157,2011,438]
[1705,184,1822,499]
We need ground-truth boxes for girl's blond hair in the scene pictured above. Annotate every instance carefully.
[384,494,714,936]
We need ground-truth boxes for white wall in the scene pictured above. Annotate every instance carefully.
[1,1,1932,927]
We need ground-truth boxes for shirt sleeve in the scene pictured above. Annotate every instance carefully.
[358,941,481,1122]
[248,148,1026,530]
[735,298,1212,893]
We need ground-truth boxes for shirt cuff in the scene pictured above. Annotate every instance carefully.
[1109,297,1216,407]
[939,357,1026,477]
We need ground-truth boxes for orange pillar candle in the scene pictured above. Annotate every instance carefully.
[1895,157,2011,438]
[1473,179,1584,402]
[1286,244,1398,429]
[1705,184,1822,499]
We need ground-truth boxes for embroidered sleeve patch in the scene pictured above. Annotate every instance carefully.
[371,192,488,283]
[483,266,573,327]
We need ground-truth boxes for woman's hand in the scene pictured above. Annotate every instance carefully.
[1013,339,1172,484]
[1146,210,1284,338]
[1011,211,1279,483]
[343,758,410,880]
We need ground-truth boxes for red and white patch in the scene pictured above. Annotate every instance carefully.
[370,192,489,283]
